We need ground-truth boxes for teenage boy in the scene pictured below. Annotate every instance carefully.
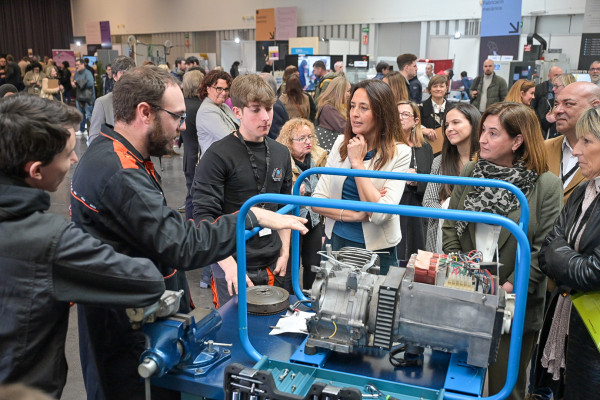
[0,94,165,399]
[192,74,293,307]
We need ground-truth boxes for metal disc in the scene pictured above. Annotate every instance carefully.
[246,285,289,315]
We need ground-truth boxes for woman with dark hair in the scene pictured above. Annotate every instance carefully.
[277,65,299,96]
[423,103,480,252]
[442,102,562,400]
[505,78,536,106]
[279,75,316,122]
[23,62,45,95]
[535,106,600,400]
[59,61,72,104]
[230,61,240,78]
[420,75,453,142]
[196,69,239,156]
[312,80,412,273]
[395,100,434,261]
[298,59,308,89]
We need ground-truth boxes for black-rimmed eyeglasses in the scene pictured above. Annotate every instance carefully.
[149,104,186,128]
[211,86,230,93]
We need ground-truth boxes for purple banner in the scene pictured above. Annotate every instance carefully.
[100,21,112,48]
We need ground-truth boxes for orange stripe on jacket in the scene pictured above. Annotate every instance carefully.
[211,276,220,308]
[112,140,139,170]
[70,189,99,213]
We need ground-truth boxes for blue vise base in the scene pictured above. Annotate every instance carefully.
[139,307,231,378]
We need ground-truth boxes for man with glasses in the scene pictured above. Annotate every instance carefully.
[88,55,136,143]
[70,67,308,400]
[589,60,600,86]
[192,74,293,308]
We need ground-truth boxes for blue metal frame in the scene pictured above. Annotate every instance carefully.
[235,167,532,400]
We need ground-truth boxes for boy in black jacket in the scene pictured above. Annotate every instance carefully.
[0,94,165,398]
[193,74,294,307]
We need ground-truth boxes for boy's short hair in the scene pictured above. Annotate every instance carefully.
[313,60,326,70]
[0,94,82,178]
[230,74,275,109]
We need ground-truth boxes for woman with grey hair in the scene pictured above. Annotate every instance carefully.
[535,106,600,399]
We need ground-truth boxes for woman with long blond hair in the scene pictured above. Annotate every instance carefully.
[314,76,351,151]
[505,79,536,106]
[312,80,412,273]
[40,65,62,101]
[382,71,409,103]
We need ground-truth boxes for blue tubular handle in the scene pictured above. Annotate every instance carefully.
[293,167,530,235]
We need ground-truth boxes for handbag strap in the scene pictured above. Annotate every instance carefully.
[293,99,306,119]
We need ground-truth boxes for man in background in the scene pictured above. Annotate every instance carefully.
[71,59,95,137]
[397,53,422,103]
[88,55,136,143]
[419,63,434,100]
[334,61,344,73]
[470,58,508,112]
[312,60,337,100]
[531,65,563,134]
[171,57,186,81]
[589,60,600,86]
[373,61,391,80]
[100,64,114,95]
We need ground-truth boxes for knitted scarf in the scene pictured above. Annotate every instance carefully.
[456,159,537,237]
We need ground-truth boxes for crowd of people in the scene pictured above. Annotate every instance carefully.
[2,50,600,400]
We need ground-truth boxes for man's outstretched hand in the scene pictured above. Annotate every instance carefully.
[250,207,308,234]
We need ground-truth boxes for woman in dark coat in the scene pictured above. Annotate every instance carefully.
[181,70,204,219]
[420,74,453,150]
[395,100,434,261]
[536,106,600,400]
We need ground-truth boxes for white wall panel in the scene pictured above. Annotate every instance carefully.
[376,22,421,59]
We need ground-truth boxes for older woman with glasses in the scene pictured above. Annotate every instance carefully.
[196,70,239,156]
[277,118,328,289]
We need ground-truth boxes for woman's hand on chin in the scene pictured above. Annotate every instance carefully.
[348,134,367,168]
